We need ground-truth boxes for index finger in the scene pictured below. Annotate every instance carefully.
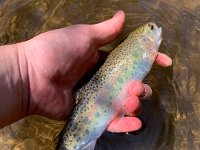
[155,52,172,67]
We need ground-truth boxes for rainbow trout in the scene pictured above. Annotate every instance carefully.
[56,22,162,150]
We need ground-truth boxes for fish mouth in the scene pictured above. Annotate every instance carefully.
[157,27,162,46]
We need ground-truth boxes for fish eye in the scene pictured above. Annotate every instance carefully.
[148,24,155,31]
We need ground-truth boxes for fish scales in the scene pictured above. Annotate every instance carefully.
[57,22,162,150]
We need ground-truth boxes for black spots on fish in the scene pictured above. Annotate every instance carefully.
[67,131,72,138]
[85,129,89,135]
[108,101,112,106]
[108,95,112,100]
[77,120,81,124]
[126,40,135,47]
[64,139,73,148]
[81,102,94,114]
[89,75,99,86]
[91,74,101,84]
[82,90,90,96]
[77,137,82,142]
[92,95,97,101]
[104,107,111,114]
[69,140,73,144]
[78,106,84,113]
[95,112,100,118]
[83,99,89,105]
[104,100,113,108]
[65,143,70,148]
[74,93,81,103]
[85,105,91,111]
[89,84,98,91]
[68,122,73,128]
[108,67,113,73]
[73,132,79,139]
[119,86,122,91]
[118,77,123,84]
[74,133,82,143]
[68,122,79,133]
[142,27,145,32]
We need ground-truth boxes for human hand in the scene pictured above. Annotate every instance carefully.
[16,11,172,132]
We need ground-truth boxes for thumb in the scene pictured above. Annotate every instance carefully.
[91,10,125,45]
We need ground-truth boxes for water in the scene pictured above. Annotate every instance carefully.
[0,0,200,149]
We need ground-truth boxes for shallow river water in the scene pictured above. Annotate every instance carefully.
[0,0,200,149]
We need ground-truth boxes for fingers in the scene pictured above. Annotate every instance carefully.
[124,81,152,115]
[107,117,142,132]
[155,52,172,67]
[91,10,125,45]
[124,96,141,116]
[127,81,152,99]
[127,81,145,97]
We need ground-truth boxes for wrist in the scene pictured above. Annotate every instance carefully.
[0,42,30,128]
[15,42,30,115]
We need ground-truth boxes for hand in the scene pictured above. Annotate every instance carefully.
[16,11,172,132]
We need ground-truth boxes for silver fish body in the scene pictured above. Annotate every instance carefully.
[56,22,162,150]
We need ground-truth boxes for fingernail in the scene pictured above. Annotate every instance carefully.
[139,88,146,98]
[157,53,173,67]
[165,57,173,67]
[158,59,172,67]
[140,84,152,100]
[113,10,123,18]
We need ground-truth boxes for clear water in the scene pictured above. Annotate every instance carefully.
[0,0,200,149]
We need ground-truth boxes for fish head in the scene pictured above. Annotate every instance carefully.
[138,22,162,59]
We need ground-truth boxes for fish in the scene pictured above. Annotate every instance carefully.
[56,22,162,150]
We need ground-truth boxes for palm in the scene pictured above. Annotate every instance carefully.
[25,25,99,120]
